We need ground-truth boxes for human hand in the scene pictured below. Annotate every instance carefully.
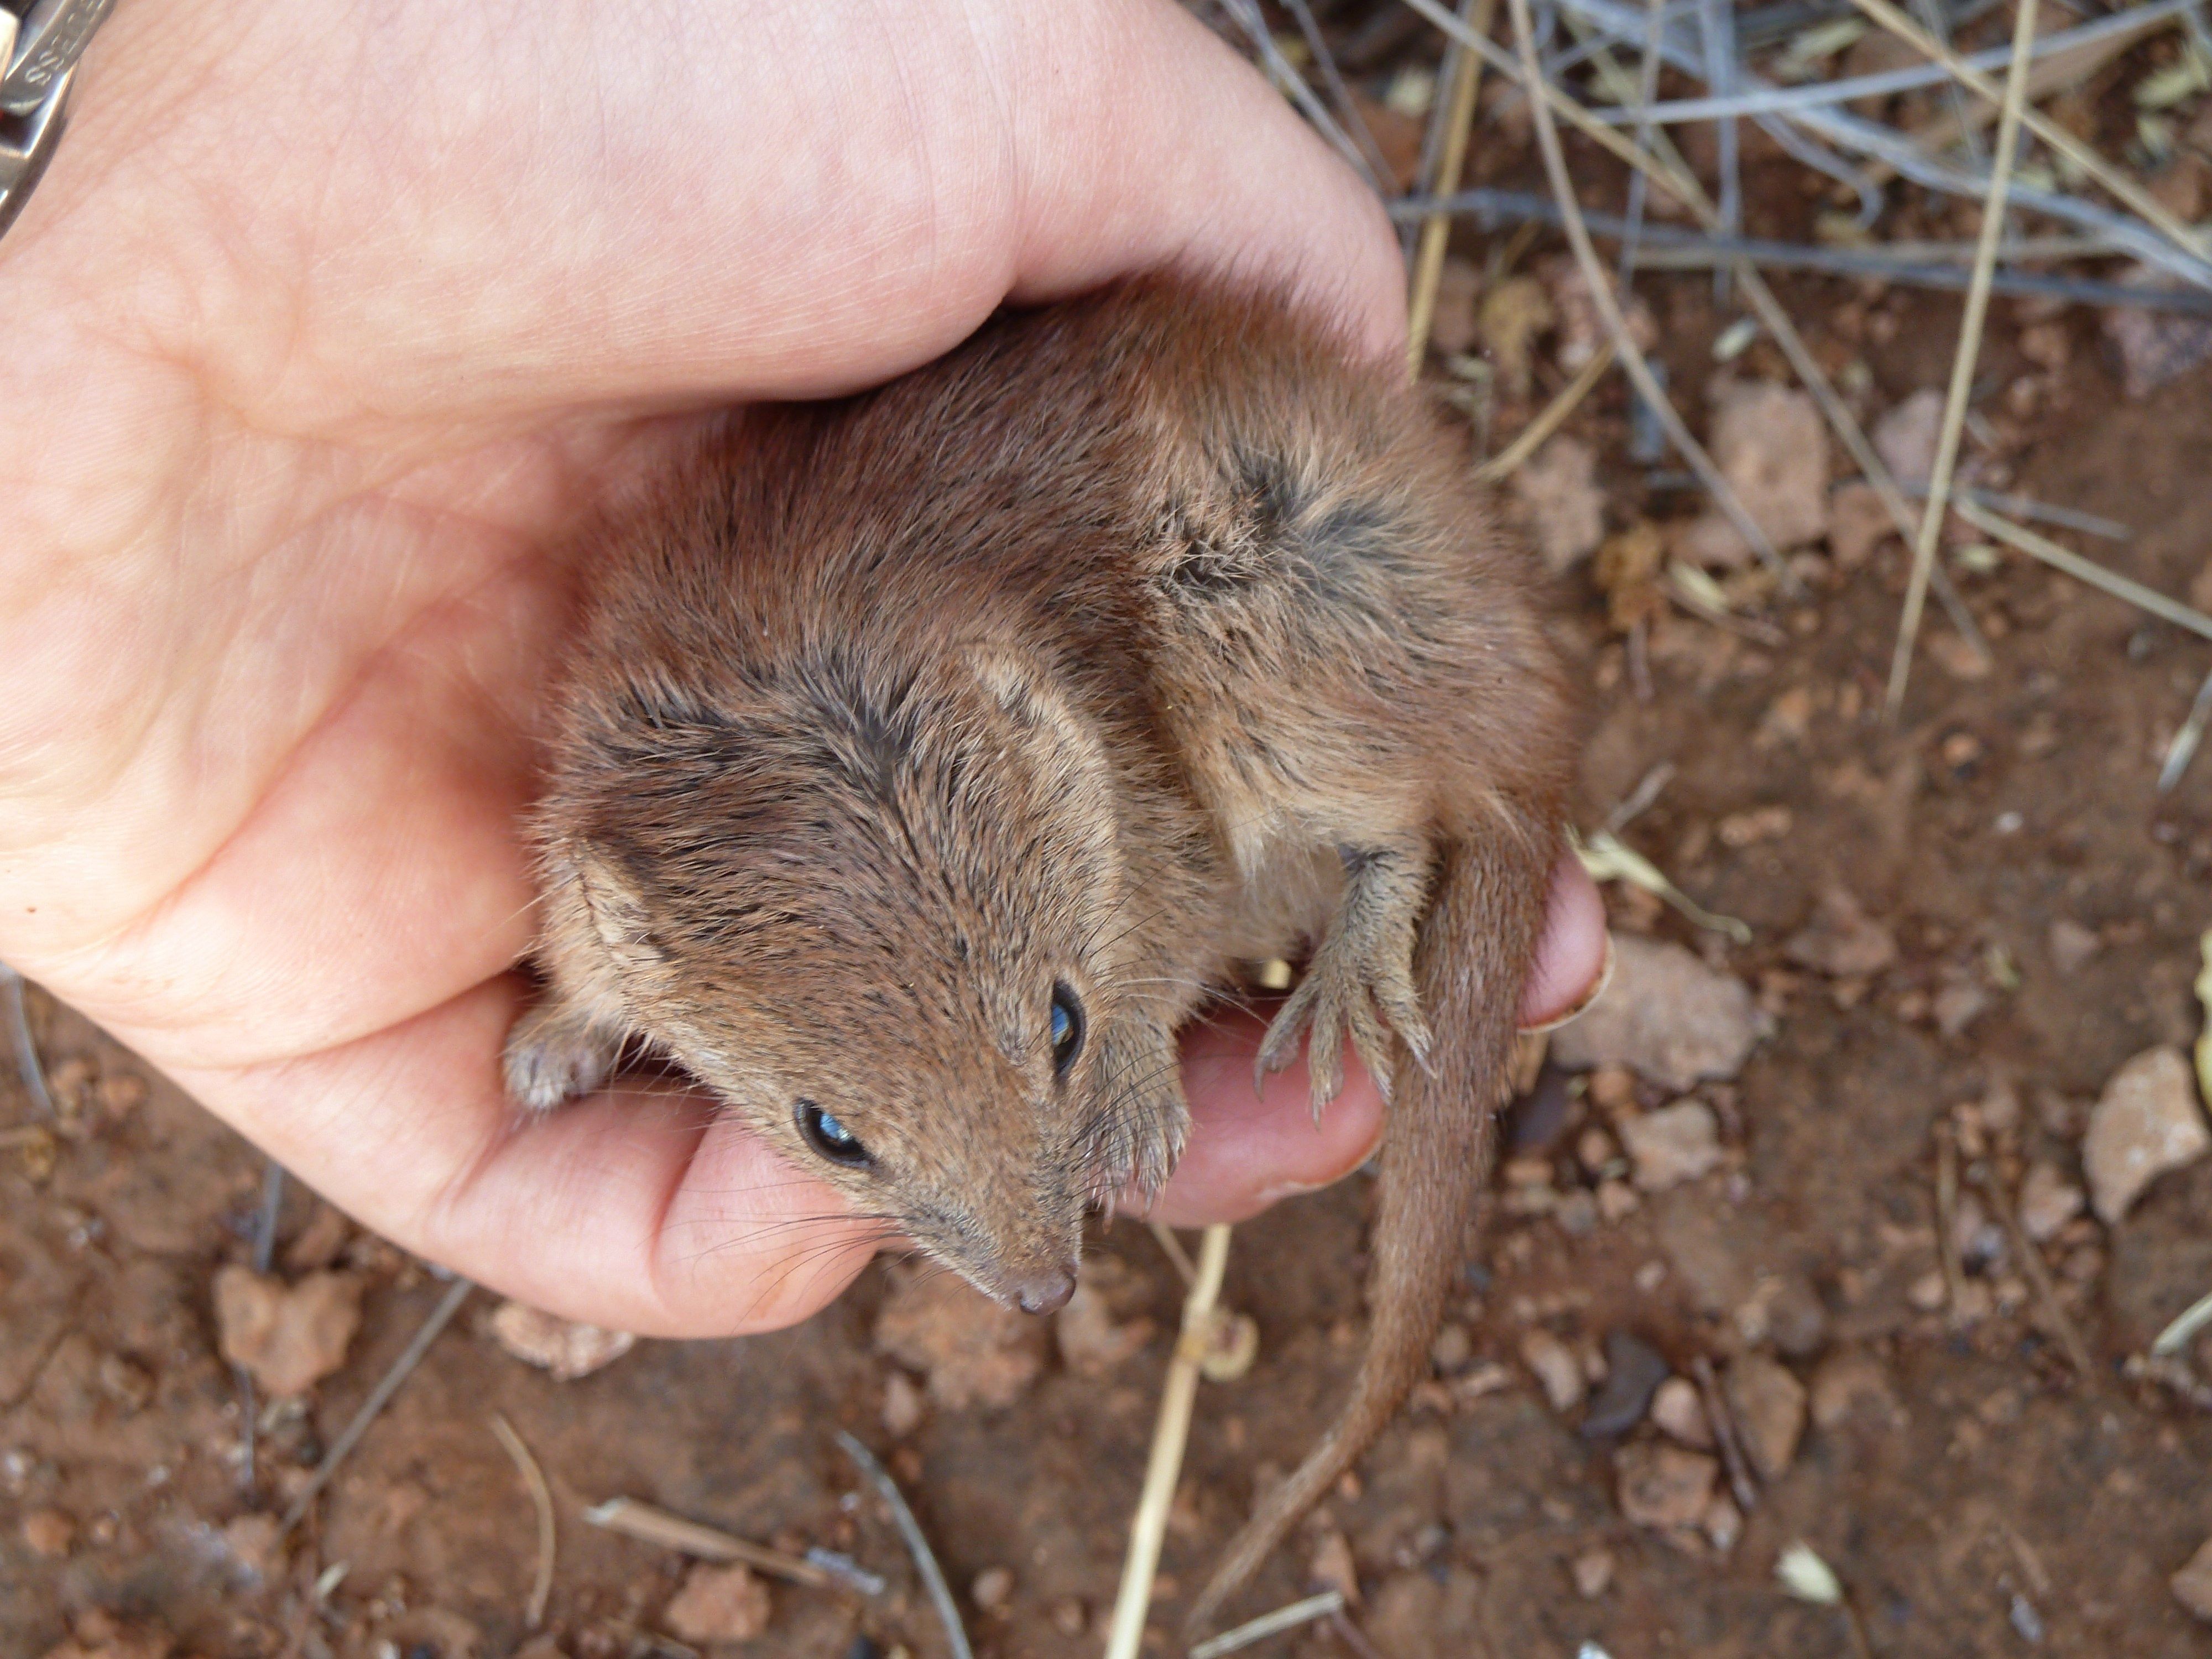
[0,0,1605,1335]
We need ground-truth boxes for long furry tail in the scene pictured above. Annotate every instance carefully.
[1185,828,1556,1633]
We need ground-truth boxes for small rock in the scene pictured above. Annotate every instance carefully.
[971,1566,1015,1611]
[2103,265,2212,398]
[1873,389,1943,489]
[212,1267,364,1398]
[1675,382,1830,567]
[1907,1269,1949,1312]
[1622,1102,1724,1193]
[1597,1178,1640,1223]
[1364,1568,1481,1659]
[1552,936,1760,1092]
[1542,254,1658,372]
[1725,1354,1807,1481]
[283,1203,354,1274]
[1571,1547,1615,1598]
[881,1370,926,1438]
[1511,436,1605,573]
[96,1352,153,1414]
[1557,942,1761,1097]
[1614,1442,1718,1530]
[1055,1282,1154,1377]
[2173,1536,2212,1623]
[2047,919,2101,976]
[1519,1328,1585,1414]
[1650,1376,1714,1448]
[488,1300,636,1381]
[1785,889,1897,978]
[1051,1599,1088,1637]
[1826,479,1895,570]
[2017,1161,2086,1242]
[1308,1529,1360,1604]
[2083,1046,2210,1223]
[22,1507,74,1557]
[1430,1323,1473,1373]
[664,1563,771,1644]
[1553,1189,1600,1237]
[1581,1330,1671,1438]
[873,1264,1048,1410]
[218,1514,285,1586]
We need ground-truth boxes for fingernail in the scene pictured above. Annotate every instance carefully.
[1520,929,1615,1035]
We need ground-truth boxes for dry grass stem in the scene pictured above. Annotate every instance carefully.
[837,1431,973,1659]
[490,1412,557,1628]
[1844,0,2211,262]
[281,1276,473,1532]
[1973,1165,2096,1380]
[1954,498,2212,642]
[1329,1609,1389,1659]
[1187,1590,1346,1659]
[1104,1222,1233,1659]
[2151,1287,2212,1358]
[1936,1125,1967,1322]
[2156,667,2212,792]
[581,1496,840,1588]
[1149,1219,1199,1286]
[1691,1354,1760,1511]
[1885,0,2039,718]
[1473,339,1618,484]
[1,963,54,1118]
[1505,0,1789,583]
[1407,0,1498,373]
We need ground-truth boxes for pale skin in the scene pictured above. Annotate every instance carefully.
[0,0,1607,1337]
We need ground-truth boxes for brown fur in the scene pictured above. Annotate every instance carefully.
[508,274,1574,1625]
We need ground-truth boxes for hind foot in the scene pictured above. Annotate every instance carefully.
[1255,842,1434,1117]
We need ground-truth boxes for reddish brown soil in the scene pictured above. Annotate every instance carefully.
[9,271,2212,1659]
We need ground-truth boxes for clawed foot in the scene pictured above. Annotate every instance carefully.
[1255,845,1433,1118]
[503,998,627,1113]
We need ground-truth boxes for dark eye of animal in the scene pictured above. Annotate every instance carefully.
[1050,982,1085,1075]
[795,1099,870,1167]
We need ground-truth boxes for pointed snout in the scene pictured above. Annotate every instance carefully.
[1014,1267,1077,1315]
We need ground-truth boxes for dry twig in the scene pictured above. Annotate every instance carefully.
[1973,1163,2097,1380]
[1884,0,2039,717]
[490,1412,557,1629]
[1504,0,1790,584]
[1407,0,1497,372]
[1187,1591,1346,1659]
[1104,1222,1233,1659]
[1954,499,2212,642]
[581,1496,852,1590]
[1,962,54,1118]
[1473,339,1618,484]
[837,1431,972,1659]
[1691,1354,1759,1512]
[281,1276,473,1531]
[1843,0,2212,263]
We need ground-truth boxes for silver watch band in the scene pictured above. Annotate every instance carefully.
[0,0,116,242]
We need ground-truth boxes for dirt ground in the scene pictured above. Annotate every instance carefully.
[12,20,2212,1659]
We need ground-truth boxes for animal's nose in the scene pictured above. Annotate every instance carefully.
[1015,1268,1076,1315]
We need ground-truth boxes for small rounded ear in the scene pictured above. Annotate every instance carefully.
[962,647,1107,760]
[564,842,667,973]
